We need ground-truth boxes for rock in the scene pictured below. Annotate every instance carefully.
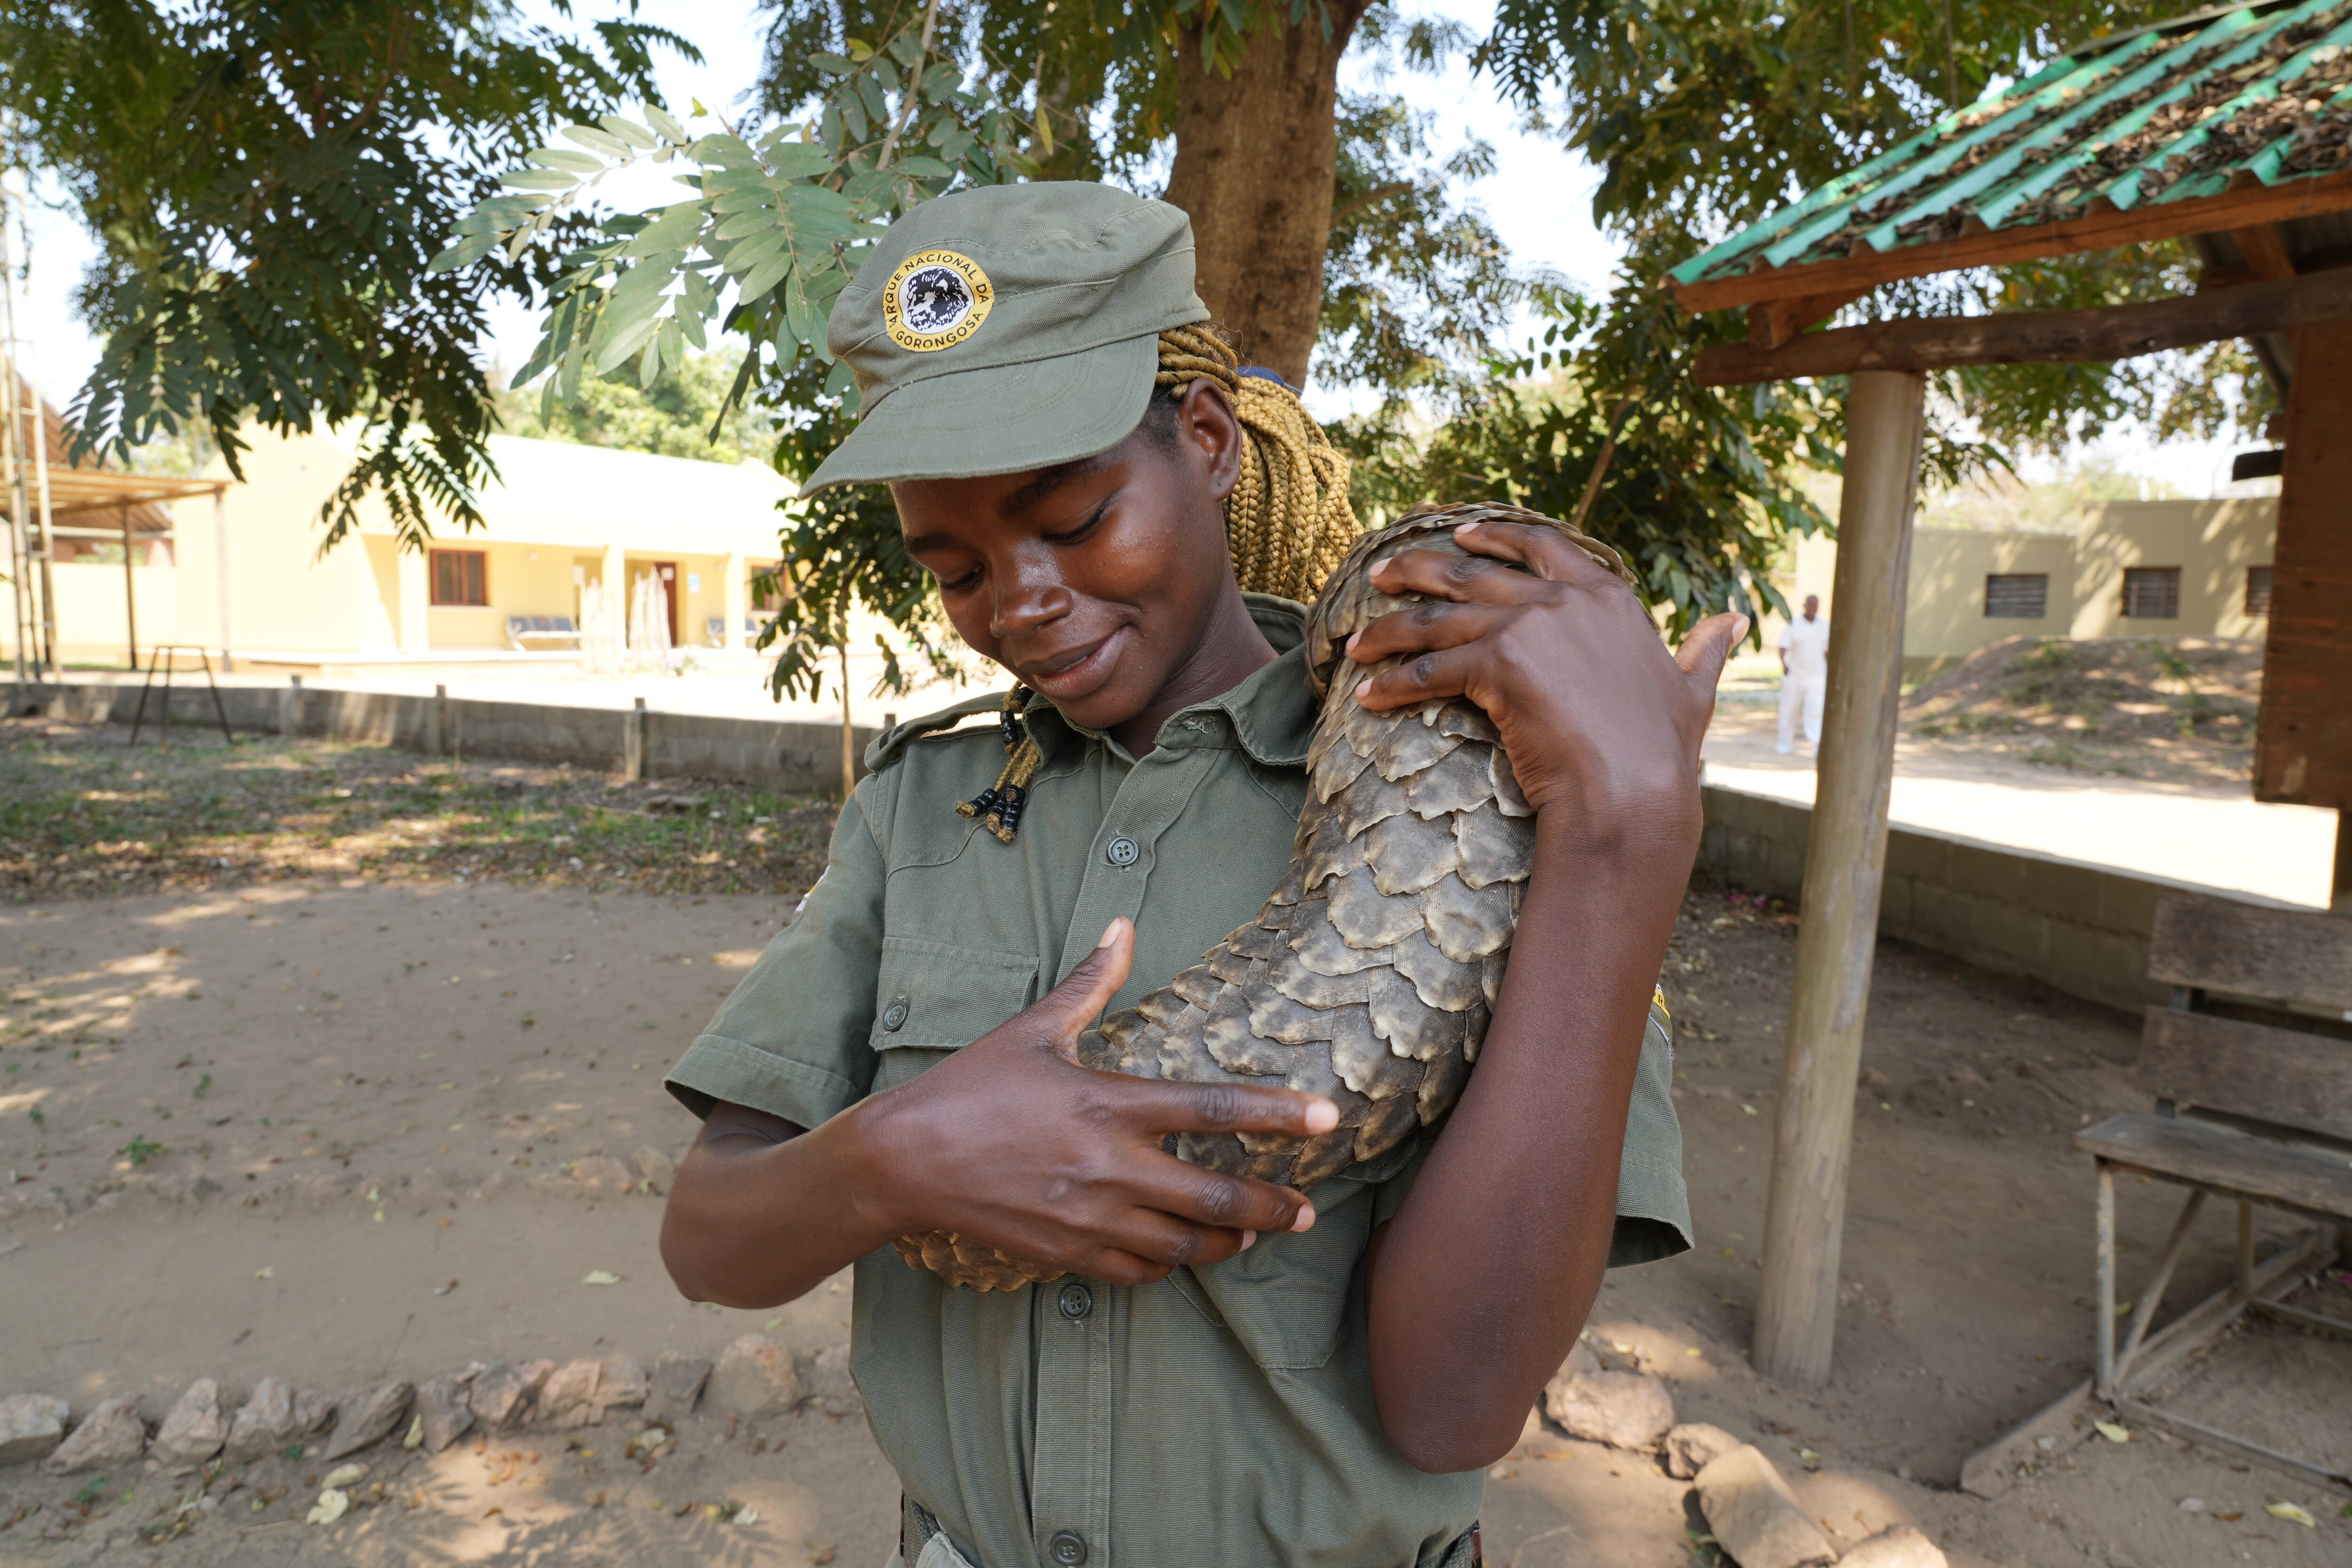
[0,1394,70,1466]
[1664,1421,1743,1480]
[630,1146,678,1194]
[1542,1361,1676,1451]
[537,1360,604,1429]
[1839,1525,1948,1568]
[414,1376,473,1454]
[43,1398,145,1475]
[469,1360,554,1431]
[1693,1445,1836,1568]
[642,1353,710,1424]
[1859,1067,1895,1092]
[293,1387,338,1438]
[571,1155,634,1194]
[597,1358,648,1416]
[150,1379,229,1465]
[223,1378,301,1462]
[707,1335,799,1417]
[797,1345,860,1416]
[322,1380,412,1460]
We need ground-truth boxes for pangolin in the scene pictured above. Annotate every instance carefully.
[898,501,1637,1289]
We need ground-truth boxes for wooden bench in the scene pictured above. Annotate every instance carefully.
[2073,893,2352,1488]
[506,615,582,651]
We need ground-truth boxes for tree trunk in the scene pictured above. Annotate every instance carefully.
[1161,5,1368,389]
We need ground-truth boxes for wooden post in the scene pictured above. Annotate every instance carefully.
[279,674,302,740]
[623,696,646,781]
[2256,320,2352,824]
[1753,369,1926,1389]
[213,486,233,673]
[839,642,857,802]
[120,505,137,669]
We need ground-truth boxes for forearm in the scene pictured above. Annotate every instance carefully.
[1366,805,1694,1472]
[659,1105,901,1309]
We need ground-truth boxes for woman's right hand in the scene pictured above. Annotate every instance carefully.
[849,918,1337,1287]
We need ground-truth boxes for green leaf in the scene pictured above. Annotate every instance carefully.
[890,155,952,179]
[637,330,664,388]
[499,169,577,192]
[427,233,500,273]
[718,228,791,277]
[692,133,762,169]
[736,252,795,306]
[561,124,632,157]
[856,74,890,129]
[593,313,662,375]
[529,147,606,173]
[644,105,689,143]
[886,32,925,67]
[599,115,658,150]
[810,52,856,77]
[766,142,836,181]
[714,207,784,242]
[621,202,707,257]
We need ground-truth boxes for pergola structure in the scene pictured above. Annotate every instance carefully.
[1669,0,2352,1388]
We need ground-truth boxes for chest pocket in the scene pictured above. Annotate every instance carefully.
[1167,1173,1376,1371]
[868,937,1041,1091]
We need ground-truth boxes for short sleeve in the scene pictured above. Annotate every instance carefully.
[1774,621,1794,650]
[1608,1003,1691,1267]
[1370,999,1690,1268]
[664,784,890,1129]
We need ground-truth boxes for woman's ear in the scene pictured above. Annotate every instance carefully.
[1175,379,1245,504]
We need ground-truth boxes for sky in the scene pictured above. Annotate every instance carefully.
[8,0,2257,498]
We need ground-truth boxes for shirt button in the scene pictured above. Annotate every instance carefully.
[880,995,909,1031]
[1048,1530,1089,1566]
[1104,835,1139,867]
[1056,1282,1093,1321]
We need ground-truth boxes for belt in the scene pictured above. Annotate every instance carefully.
[898,1497,1482,1568]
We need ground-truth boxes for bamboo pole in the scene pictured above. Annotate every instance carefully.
[1753,369,1926,1389]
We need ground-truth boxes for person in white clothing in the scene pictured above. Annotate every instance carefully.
[1777,595,1829,755]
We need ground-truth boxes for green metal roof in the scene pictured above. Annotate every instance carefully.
[1672,0,2352,293]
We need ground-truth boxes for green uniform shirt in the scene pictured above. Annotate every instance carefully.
[667,596,1691,1568]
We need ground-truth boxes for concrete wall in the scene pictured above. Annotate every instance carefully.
[1695,780,2295,1013]
[5,678,877,797]
[1765,498,2277,670]
[32,561,181,667]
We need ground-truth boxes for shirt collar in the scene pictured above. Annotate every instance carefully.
[1026,592,1314,769]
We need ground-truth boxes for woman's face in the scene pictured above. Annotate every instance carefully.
[893,381,1245,736]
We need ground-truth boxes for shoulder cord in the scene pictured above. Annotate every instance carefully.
[955,324,1360,844]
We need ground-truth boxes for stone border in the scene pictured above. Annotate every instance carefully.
[4,679,882,795]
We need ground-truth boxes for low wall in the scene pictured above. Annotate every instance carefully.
[5,678,877,797]
[1698,780,2294,1013]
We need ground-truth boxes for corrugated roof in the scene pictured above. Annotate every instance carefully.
[1672,0,2352,294]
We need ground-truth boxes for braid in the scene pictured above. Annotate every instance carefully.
[958,324,1361,843]
[1152,324,1359,604]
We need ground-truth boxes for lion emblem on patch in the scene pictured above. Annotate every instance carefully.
[883,249,994,352]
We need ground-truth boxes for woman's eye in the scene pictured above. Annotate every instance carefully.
[938,566,982,592]
[1045,500,1111,545]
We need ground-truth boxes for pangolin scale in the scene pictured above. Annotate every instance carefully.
[898,501,1636,1289]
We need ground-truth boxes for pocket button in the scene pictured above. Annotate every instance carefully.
[881,995,910,1031]
[1056,1282,1093,1321]
[1048,1530,1089,1566]
[1104,835,1139,867]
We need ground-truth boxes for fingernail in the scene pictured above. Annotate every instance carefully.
[1343,631,1360,654]
[1732,615,1753,643]
[1095,920,1120,949]
[1354,680,1372,702]
[1303,1098,1338,1133]
[1240,1230,1256,1250]
[1290,1205,1317,1234]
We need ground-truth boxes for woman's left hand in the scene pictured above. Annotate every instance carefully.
[1344,518,1748,849]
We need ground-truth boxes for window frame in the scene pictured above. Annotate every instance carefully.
[2120,565,2182,621]
[1983,572,2050,620]
[429,548,489,608]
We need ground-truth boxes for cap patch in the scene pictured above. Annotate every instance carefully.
[883,249,993,352]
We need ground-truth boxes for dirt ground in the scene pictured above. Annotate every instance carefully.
[4,740,2350,1564]
[1902,636,2261,787]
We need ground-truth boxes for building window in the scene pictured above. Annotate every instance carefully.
[2245,565,2273,617]
[2121,566,2181,620]
[1983,573,2049,619]
[430,549,487,606]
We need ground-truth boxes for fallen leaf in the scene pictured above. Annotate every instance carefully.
[2217,1511,2243,1522]
[810,1547,837,1565]
[402,1415,424,1449]
[2264,1502,2315,1528]
[254,1267,274,1280]
[582,1269,621,1286]
[321,1464,368,1489]
[2093,1420,2131,1443]
[306,1489,349,1527]
[736,1506,760,1526]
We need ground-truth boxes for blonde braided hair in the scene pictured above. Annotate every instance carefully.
[957,325,1362,844]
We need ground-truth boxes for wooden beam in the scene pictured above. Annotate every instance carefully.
[1674,171,2352,315]
[1753,370,1924,1390]
[1746,288,1871,349]
[2256,318,2352,815]
[2233,223,2297,281]
[1694,267,2352,386]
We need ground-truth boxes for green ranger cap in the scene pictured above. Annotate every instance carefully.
[799,182,1209,497]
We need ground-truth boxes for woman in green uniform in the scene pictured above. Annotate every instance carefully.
[660,181,1743,1568]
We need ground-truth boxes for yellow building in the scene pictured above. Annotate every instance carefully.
[37,427,793,670]
[1776,498,2275,676]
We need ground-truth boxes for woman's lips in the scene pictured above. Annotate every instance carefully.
[1022,629,1123,698]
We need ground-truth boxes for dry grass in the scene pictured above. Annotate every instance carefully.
[0,717,839,902]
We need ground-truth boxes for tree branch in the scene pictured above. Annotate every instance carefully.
[1329,180,1418,228]
[875,0,941,171]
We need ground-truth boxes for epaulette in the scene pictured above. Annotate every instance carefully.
[863,691,1019,773]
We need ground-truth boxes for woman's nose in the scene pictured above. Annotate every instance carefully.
[990,553,1074,639]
